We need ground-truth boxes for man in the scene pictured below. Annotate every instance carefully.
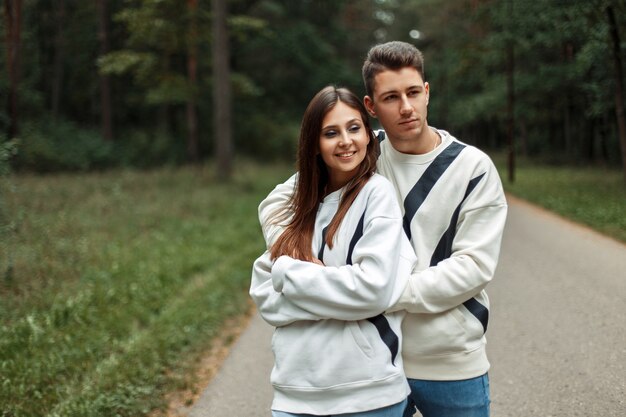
[259,41,507,417]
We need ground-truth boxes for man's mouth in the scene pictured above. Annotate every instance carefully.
[400,118,418,125]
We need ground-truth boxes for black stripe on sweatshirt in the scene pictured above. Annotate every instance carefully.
[402,141,466,240]
[345,210,399,366]
[346,211,366,265]
[366,314,399,366]
[464,297,489,333]
[317,225,329,261]
[430,173,485,266]
[429,172,489,334]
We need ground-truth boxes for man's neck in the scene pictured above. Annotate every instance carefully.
[389,126,440,155]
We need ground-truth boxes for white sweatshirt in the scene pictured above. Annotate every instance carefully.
[258,128,508,382]
[250,174,415,415]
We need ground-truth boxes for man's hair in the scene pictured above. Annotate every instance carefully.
[362,41,425,98]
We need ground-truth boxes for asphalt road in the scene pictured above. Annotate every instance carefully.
[187,196,626,417]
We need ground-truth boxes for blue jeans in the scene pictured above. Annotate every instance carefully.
[272,399,407,417]
[403,374,490,417]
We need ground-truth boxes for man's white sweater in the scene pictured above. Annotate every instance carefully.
[251,174,415,414]
[258,128,508,382]
[377,128,508,380]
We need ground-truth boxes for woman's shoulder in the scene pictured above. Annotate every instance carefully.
[359,174,400,215]
[365,173,395,193]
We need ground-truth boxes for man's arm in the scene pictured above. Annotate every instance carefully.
[258,173,297,249]
[391,160,508,314]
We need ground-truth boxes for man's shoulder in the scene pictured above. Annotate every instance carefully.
[442,131,495,166]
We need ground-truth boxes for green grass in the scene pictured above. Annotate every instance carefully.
[0,161,293,417]
[493,154,626,243]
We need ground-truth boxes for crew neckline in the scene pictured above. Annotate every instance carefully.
[384,128,451,164]
[322,186,343,203]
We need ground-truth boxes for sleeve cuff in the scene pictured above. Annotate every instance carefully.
[386,279,413,312]
[271,255,291,292]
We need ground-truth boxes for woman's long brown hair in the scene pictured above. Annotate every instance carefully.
[270,86,379,262]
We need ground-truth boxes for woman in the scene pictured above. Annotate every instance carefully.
[250,86,415,416]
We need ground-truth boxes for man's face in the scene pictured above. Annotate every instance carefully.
[364,67,430,152]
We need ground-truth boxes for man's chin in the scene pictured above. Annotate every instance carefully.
[392,129,422,142]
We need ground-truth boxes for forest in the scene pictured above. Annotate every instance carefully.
[2,2,626,416]
[2,0,625,178]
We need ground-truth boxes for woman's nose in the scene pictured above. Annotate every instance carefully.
[339,132,352,146]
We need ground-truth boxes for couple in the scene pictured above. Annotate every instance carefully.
[250,41,508,417]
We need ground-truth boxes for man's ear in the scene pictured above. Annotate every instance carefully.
[425,82,430,105]
[363,96,376,117]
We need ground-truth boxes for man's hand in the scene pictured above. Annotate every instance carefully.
[311,257,325,266]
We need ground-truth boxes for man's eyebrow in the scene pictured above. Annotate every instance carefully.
[377,88,398,97]
[377,85,423,97]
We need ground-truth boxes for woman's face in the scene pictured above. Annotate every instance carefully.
[318,100,370,193]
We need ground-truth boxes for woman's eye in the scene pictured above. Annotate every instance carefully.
[348,125,361,133]
[324,130,337,138]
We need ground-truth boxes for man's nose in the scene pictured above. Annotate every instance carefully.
[400,95,412,114]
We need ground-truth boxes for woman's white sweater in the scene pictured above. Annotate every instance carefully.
[250,174,415,415]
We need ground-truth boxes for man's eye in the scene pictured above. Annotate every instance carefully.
[408,90,420,97]
[383,95,396,101]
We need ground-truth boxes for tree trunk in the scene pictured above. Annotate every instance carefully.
[3,0,22,140]
[585,117,595,163]
[506,10,515,183]
[606,5,626,185]
[212,0,232,180]
[186,0,199,162]
[97,0,113,141]
[506,43,515,182]
[51,0,65,120]
[562,40,575,160]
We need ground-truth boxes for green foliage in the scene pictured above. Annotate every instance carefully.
[13,119,190,172]
[0,139,18,176]
[404,0,626,164]
[235,110,301,161]
[3,0,626,169]
[0,162,293,416]
[97,50,158,78]
[15,119,115,172]
[113,128,187,168]
[0,139,19,283]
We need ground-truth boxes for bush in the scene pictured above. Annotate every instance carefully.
[113,128,187,168]
[0,139,18,282]
[15,119,115,172]
[13,118,189,172]
[235,111,300,161]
